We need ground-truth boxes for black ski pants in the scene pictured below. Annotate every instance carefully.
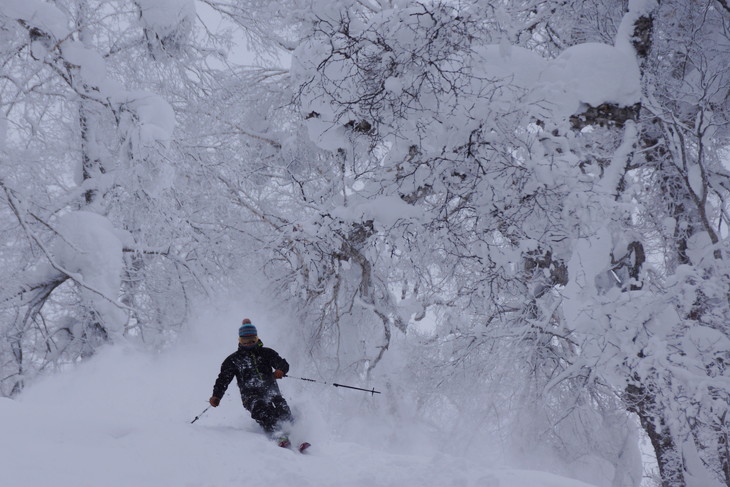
[244,394,293,434]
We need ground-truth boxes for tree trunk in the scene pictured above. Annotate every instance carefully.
[626,381,686,487]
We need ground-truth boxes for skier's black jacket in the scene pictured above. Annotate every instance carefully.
[212,341,290,408]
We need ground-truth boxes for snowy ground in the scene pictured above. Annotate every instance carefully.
[0,303,598,487]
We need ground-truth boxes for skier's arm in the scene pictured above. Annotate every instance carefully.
[212,357,236,399]
[268,349,290,375]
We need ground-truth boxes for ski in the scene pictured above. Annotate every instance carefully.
[298,442,311,454]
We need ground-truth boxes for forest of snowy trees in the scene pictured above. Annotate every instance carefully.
[1,1,729,486]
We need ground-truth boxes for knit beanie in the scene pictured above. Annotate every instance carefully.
[239,319,257,337]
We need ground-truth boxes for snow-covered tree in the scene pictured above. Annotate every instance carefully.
[270,1,730,485]
[0,0,223,395]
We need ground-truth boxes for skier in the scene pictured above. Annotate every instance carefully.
[209,318,307,451]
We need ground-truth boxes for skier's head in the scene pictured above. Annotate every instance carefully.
[239,319,258,348]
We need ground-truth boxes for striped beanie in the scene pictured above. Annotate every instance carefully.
[239,318,257,337]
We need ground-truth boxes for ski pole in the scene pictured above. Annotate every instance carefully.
[190,406,210,424]
[285,375,381,395]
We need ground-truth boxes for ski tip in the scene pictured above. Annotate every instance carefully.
[298,442,311,454]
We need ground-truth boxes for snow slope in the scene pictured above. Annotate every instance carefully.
[0,304,598,487]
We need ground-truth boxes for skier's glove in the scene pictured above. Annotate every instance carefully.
[273,370,285,379]
[209,396,221,407]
